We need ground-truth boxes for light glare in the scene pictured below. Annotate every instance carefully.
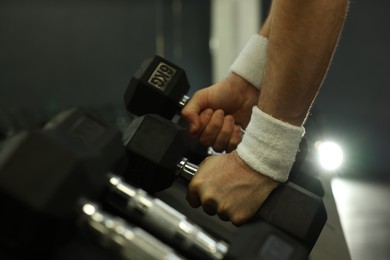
[318,141,343,171]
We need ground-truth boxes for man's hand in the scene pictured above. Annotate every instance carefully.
[186,151,279,226]
[181,73,259,152]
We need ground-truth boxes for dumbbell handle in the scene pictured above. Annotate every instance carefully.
[107,175,228,260]
[81,201,184,260]
[176,157,198,181]
[178,95,190,109]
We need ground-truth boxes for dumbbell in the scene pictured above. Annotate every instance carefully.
[124,55,190,120]
[123,55,212,164]
[121,113,327,252]
[0,107,49,151]
[43,106,128,174]
[0,127,191,259]
[42,107,309,259]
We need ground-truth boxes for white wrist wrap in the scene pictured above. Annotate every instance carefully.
[230,34,268,89]
[236,107,305,182]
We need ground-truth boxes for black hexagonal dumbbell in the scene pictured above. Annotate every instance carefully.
[42,106,128,174]
[124,55,190,120]
[0,124,190,259]
[121,113,327,252]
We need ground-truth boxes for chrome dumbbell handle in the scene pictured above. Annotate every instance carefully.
[81,202,184,260]
[107,175,228,260]
[176,157,198,181]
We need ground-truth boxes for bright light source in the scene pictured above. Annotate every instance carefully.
[317,141,344,171]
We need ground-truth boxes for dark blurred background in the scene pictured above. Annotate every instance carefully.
[0,0,211,108]
[1,0,389,180]
[312,0,390,180]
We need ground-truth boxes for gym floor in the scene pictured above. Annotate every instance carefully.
[311,175,390,260]
[332,176,390,260]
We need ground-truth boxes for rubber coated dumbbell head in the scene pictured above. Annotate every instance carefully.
[215,181,326,255]
[122,114,189,193]
[0,130,107,256]
[256,182,327,251]
[44,106,128,174]
[226,220,309,260]
[124,55,190,119]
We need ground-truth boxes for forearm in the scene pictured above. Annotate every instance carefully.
[259,0,349,126]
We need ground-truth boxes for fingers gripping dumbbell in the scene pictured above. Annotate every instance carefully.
[124,56,323,195]
[122,113,327,253]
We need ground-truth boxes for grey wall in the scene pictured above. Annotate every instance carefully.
[312,1,390,178]
[0,0,211,111]
[1,0,389,178]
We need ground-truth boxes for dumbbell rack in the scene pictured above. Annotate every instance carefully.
[0,96,327,259]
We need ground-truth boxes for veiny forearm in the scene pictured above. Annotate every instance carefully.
[258,0,349,126]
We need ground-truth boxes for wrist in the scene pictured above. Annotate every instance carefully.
[227,72,259,96]
[236,106,305,182]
